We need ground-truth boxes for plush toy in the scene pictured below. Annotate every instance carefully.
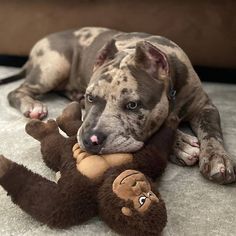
[0,102,179,236]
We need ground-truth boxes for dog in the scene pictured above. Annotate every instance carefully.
[2,27,235,184]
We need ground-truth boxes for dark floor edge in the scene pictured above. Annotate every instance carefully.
[0,55,235,83]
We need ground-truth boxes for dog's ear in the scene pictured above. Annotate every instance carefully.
[93,39,118,71]
[134,41,169,78]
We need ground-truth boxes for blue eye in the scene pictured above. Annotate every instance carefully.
[139,196,147,205]
[126,101,138,110]
[86,94,94,103]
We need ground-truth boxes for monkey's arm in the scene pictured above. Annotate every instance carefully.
[0,155,97,228]
[56,101,83,136]
[133,115,179,180]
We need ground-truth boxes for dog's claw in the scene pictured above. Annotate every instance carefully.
[29,110,47,119]
[192,141,200,147]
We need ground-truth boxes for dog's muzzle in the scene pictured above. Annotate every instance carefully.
[82,131,107,154]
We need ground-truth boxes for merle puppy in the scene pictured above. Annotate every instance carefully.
[2,27,235,184]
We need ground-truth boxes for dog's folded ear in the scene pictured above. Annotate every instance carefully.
[134,41,169,78]
[93,39,118,71]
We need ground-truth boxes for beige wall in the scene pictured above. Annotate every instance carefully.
[0,0,235,68]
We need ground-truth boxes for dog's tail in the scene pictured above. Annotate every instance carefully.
[0,62,28,85]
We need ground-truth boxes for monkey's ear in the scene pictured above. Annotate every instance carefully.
[121,207,133,216]
[93,39,118,71]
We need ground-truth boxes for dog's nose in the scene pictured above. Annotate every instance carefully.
[82,131,107,153]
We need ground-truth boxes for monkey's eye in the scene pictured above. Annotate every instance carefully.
[139,196,147,206]
[126,101,138,110]
[86,94,94,103]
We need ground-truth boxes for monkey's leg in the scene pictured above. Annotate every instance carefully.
[0,155,97,228]
[25,119,77,172]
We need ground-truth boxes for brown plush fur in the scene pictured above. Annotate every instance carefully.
[0,102,178,235]
[98,165,167,236]
[0,117,98,228]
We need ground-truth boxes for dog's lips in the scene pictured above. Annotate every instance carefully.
[100,139,144,154]
[76,127,85,150]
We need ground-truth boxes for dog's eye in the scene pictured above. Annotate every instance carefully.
[86,94,94,103]
[126,101,138,110]
[139,196,147,206]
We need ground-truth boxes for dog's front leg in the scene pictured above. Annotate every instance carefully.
[190,101,235,184]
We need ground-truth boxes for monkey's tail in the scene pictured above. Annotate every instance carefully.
[0,62,28,85]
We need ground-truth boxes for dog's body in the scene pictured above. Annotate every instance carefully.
[5,27,235,184]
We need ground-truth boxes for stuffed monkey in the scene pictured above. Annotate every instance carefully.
[0,102,179,236]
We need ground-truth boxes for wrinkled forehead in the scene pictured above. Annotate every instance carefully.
[87,65,139,101]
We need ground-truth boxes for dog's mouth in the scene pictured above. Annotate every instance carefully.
[99,135,144,154]
[77,128,144,154]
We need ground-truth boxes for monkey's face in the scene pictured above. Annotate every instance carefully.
[112,169,159,216]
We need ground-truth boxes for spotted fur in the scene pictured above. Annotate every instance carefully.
[5,27,236,184]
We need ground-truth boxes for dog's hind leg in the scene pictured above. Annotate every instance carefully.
[8,38,71,119]
[8,80,49,119]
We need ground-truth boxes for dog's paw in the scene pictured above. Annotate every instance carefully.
[199,150,236,184]
[22,100,48,120]
[170,129,200,166]
[0,155,13,178]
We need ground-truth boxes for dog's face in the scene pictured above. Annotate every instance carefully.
[77,40,170,154]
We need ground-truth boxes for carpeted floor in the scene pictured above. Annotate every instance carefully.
[0,66,236,236]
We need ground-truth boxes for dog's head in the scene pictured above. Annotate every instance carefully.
[78,39,171,154]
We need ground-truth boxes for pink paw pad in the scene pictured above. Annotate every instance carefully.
[29,107,47,119]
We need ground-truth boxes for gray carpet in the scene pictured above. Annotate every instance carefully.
[0,66,236,236]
